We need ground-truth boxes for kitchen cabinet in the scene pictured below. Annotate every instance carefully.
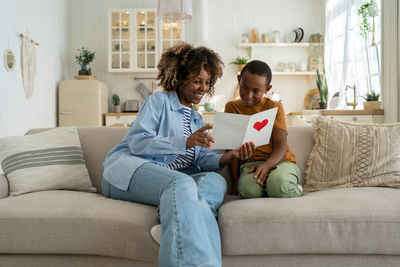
[105,113,137,126]
[108,9,185,73]
[105,112,214,127]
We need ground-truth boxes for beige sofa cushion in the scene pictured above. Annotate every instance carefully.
[0,128,96,196]
[219,187,400,256]
[304,118,400,193]
[0,190,159,263]
[286,126,314,184]
[27,127,129,194]
[0,174,8,199]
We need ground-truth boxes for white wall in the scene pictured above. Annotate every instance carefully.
[0,0,69,137]
[67,0,325,113]
[189,0,325,112]
[67,0,159,112]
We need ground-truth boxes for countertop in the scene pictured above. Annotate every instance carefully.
[105,111,217,116]
[286,109,384,115]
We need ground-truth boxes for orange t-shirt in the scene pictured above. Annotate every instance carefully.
[224,97,296,164]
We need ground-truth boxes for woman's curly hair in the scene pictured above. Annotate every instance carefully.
[157,42,224,97]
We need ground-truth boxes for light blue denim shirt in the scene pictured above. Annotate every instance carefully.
[103,91,223,191]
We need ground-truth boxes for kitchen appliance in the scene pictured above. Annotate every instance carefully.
[59,80,108,126]
[124,100,141,112]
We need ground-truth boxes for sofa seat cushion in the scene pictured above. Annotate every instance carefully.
[0,191,159,263]
[219,187,400,256]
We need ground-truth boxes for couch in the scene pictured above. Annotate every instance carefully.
[1,126,400,267]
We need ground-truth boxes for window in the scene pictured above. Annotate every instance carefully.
[325,0,381,109]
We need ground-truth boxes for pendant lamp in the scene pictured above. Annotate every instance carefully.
[157,0,192,22]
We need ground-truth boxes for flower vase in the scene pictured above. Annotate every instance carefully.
[78,65,88,75]
[113,105,121,113]
[319,102,327,109]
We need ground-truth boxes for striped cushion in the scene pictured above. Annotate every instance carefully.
[0,128,96,196]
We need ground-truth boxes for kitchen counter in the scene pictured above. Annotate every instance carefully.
[285,109,385,125]
[286,109,384,116]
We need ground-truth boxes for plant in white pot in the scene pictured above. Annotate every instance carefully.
[111,94,121,113]
[362,90,381,110]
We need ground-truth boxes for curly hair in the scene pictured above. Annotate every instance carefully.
[157,42,224,96]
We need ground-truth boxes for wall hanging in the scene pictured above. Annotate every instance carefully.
[19,33,39,100]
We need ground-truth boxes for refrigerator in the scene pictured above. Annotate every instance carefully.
[58,80,109,126]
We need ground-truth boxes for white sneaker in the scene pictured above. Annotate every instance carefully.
[297,184,303,193]
[151,224,161,245]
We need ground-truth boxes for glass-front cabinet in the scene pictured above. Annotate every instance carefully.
[108,9,185,73]
[136,10,156,70]
[160,21,185,53]
[110,11,131,70]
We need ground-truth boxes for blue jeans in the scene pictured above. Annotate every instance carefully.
[102,163,227,267]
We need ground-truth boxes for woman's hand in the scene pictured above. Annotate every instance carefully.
[187,125,215,149]
[248,162,274,185]
[231,142,256,161]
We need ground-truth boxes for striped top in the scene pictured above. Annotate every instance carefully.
[164,106,195,170]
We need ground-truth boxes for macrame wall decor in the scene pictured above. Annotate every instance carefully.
[19,33,39,100]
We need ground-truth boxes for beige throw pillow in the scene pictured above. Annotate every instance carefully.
[304,117,400,194]
[0,127,96,196]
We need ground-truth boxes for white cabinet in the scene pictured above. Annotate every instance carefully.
[105,113,137,126]
[108,9,185,73]
[160,21,185,53]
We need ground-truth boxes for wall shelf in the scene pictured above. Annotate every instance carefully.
[237,42,323,58]
[272,71,316,76]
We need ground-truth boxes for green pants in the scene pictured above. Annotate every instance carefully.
[238,161,302,199]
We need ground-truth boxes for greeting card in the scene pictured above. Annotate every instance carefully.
[211,107,278,149]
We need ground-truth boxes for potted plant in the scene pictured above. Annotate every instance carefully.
[231,56,249,72]
[75,47,96,75]
[111,93,121,113]
[316,69,328,109]
[358,1,376,38]
[362,90,381,110]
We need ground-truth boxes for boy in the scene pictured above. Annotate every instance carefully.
[225,60,302,198]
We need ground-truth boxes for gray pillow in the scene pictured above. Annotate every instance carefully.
[0,127,96,196]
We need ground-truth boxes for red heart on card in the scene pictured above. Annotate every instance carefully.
[253,119,269,131]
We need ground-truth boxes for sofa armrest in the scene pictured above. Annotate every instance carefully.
[0,174,9,199]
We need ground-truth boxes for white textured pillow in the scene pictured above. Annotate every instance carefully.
[0,127,96,196]
[304,117,400,194]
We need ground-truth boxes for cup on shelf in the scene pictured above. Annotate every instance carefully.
[273,30,280,43]
[262,33,270,43]
[241,33,249,43]
[300,63,308,72]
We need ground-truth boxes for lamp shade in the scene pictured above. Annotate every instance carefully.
[157,0,192,22]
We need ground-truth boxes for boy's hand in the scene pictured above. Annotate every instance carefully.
[187,125,215,149]
[232,142,256,161]
[248,162,274,185]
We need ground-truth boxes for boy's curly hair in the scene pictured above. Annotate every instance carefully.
[157,43,224,96]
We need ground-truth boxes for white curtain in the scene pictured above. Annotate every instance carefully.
[325,0,381,109]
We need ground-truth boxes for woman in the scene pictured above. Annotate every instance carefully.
[102,43,255,267]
